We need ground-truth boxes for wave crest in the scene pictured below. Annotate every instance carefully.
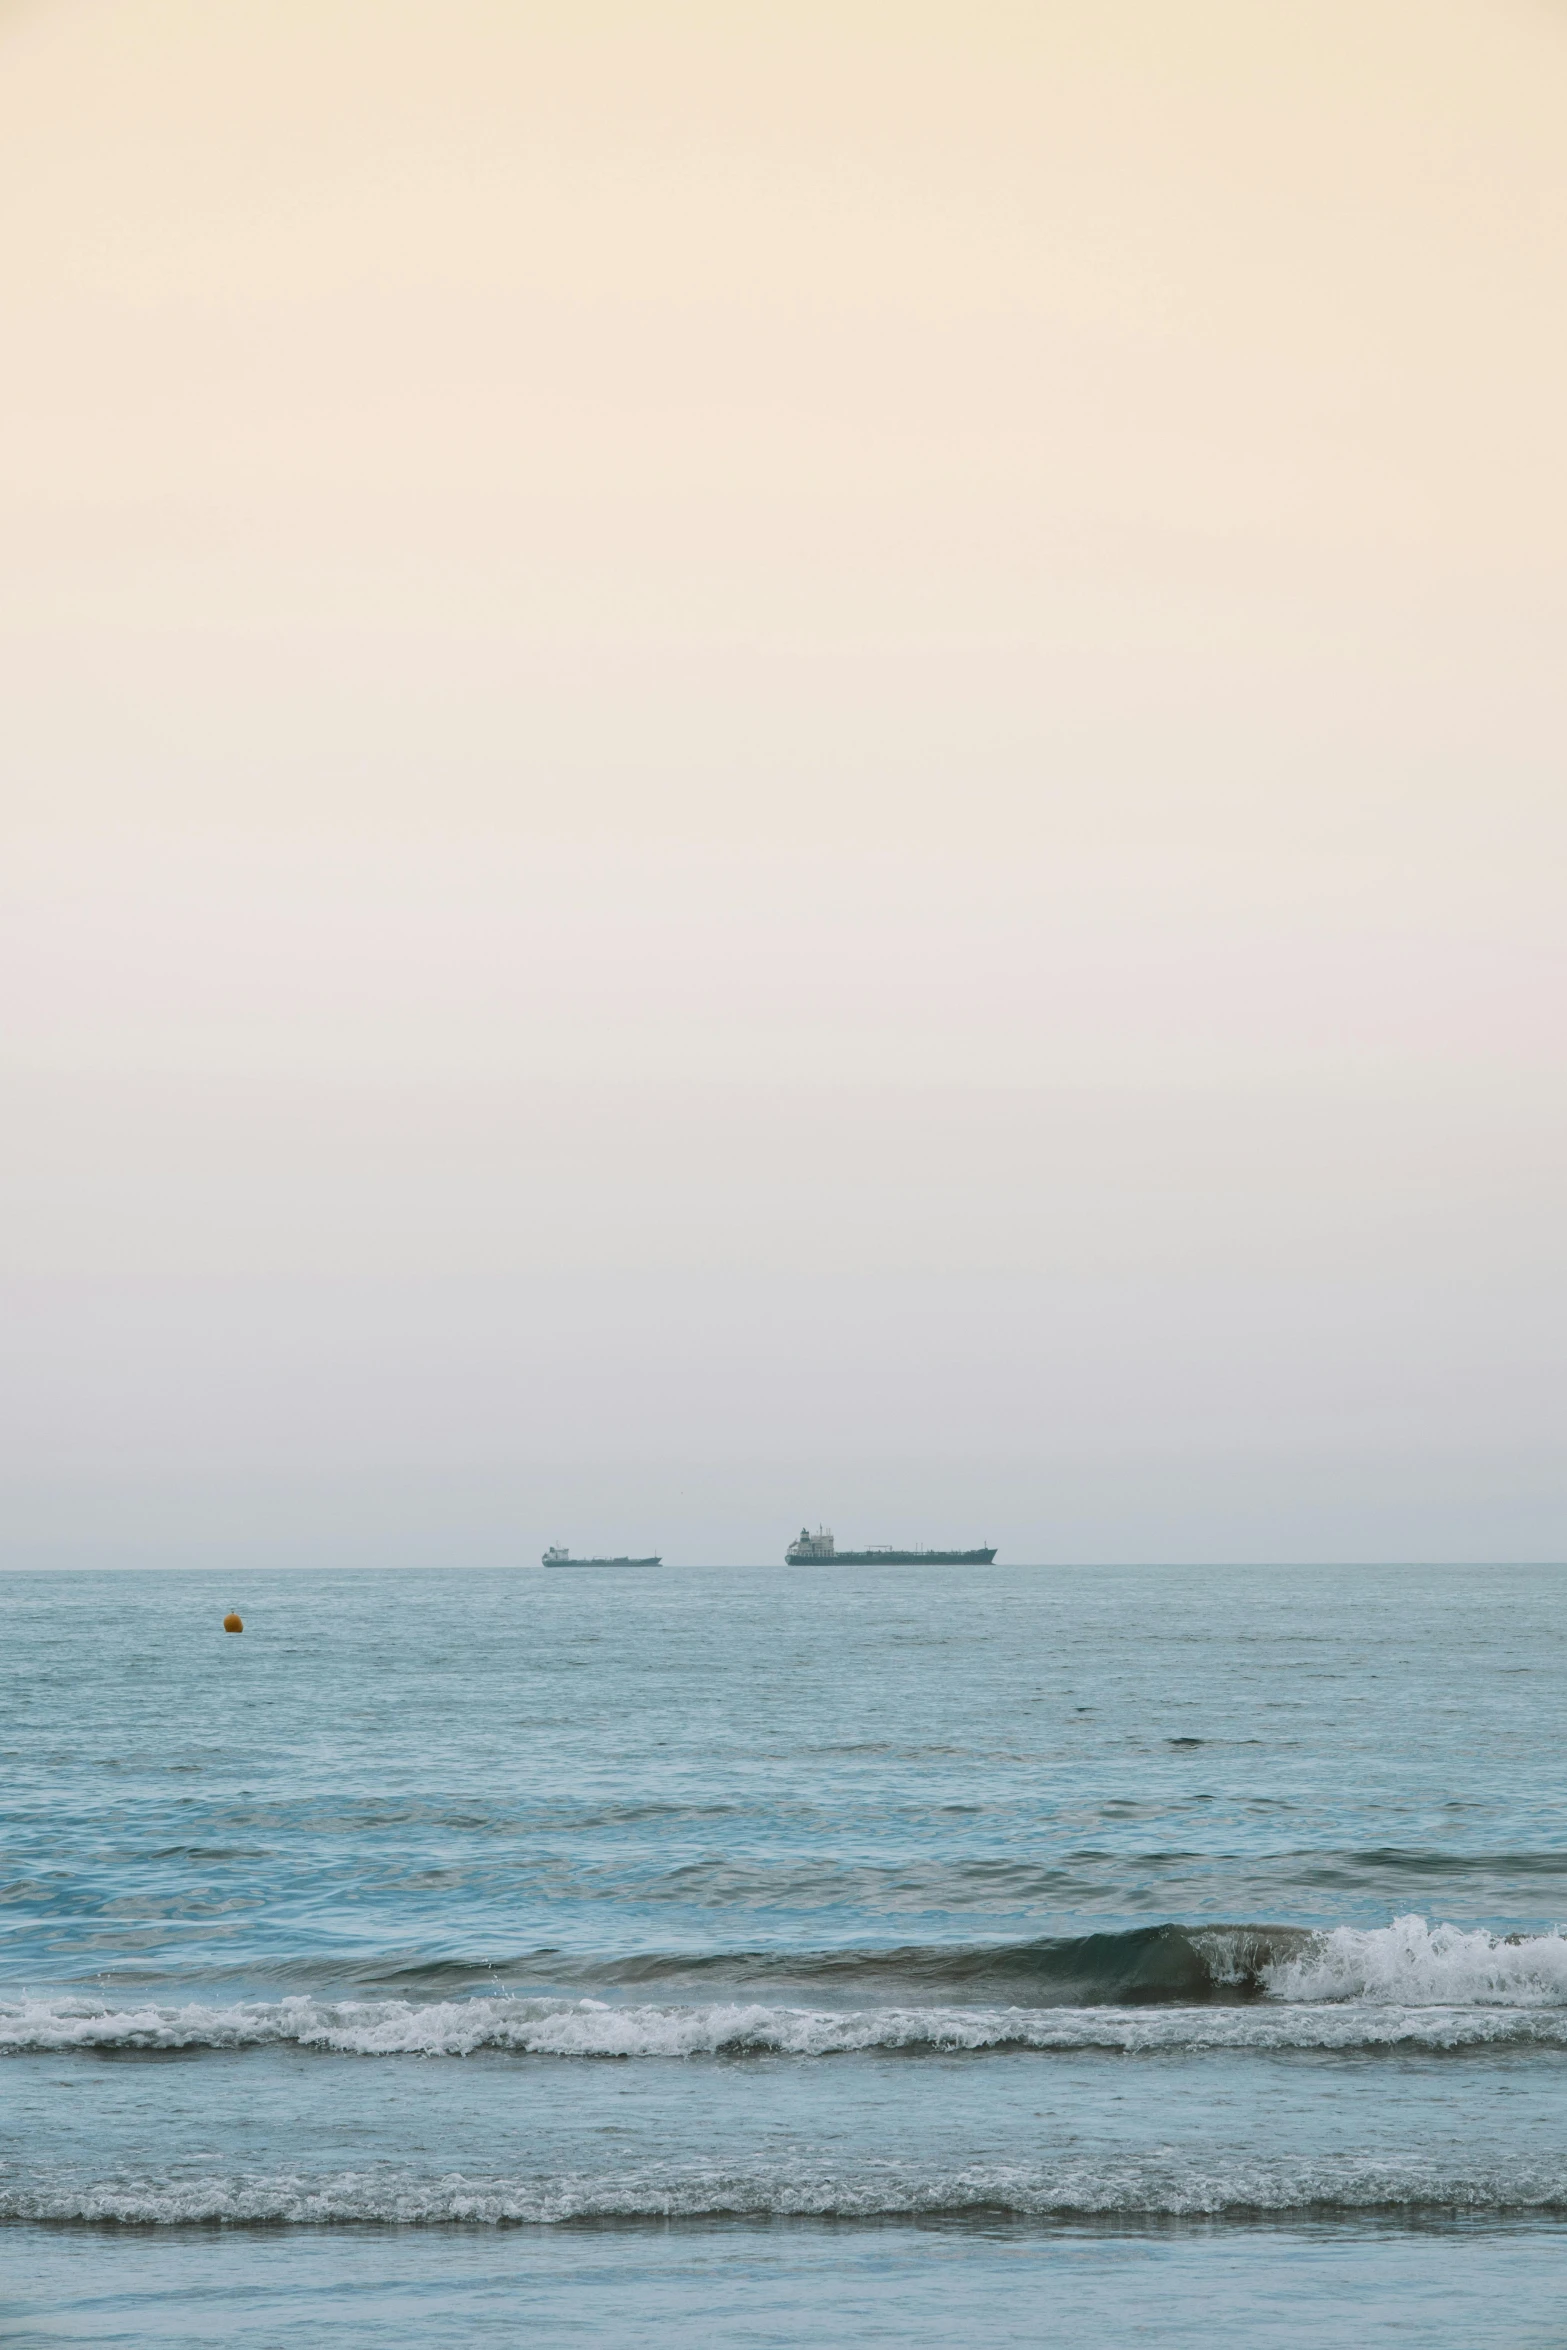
[12,2154,1567,2226]
[1265,1916,1567,2007]
[10,1921,1566,2063]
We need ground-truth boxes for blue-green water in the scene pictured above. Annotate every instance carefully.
[5,1562,1567,2343]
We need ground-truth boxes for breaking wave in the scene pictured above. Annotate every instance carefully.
[368,1915,1567,2008]
[12,2153,1567,2226]
[7,1920,1567,2060]
[1267,1915,1567,2006]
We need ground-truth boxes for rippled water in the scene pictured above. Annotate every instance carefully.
[5,1561,1567,2343]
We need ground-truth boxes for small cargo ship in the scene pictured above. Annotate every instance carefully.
[785,1526,996,1566]
[542,1546,662,1568]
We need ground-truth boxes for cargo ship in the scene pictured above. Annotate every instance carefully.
[542,1546,662,1568]
[784,1526,996,1566]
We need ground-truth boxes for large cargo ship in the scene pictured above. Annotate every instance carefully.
[542,1547,662,1568]
[784,1526,996,1566]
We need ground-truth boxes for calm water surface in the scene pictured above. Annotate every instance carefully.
[4,1562,1567,2344]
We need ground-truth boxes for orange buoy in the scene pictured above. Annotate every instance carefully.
[223,1611,244,1634]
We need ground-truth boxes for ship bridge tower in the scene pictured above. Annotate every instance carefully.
[785,1525,837,1562]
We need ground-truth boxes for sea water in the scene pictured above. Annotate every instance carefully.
[4,1561,1567,2344]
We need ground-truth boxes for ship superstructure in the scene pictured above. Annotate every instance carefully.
[786,1526,839,1562]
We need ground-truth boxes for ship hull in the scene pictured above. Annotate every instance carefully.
[543,1556,662,1569]
[788,1547,997,1566]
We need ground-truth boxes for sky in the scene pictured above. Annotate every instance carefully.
[3,0,1565,1566]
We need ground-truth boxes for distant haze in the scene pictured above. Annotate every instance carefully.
[3,0,1565,1565]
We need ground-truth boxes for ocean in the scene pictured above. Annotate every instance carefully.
[4,1559,1567,2345]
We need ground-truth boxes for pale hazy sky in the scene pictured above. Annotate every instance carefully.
[3,0,1565,1565]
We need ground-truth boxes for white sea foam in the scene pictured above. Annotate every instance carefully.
[6,1974,1567,2062]
[9,2153,1567,2226]
[1263,1916,1567,2007]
